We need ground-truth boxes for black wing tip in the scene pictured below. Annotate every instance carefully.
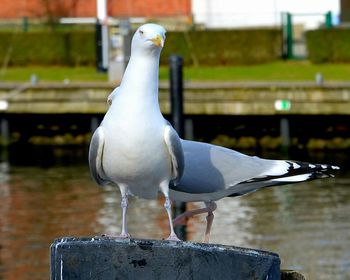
[229,161,339,198]
[241,161,340,185]
[287,161,340,178]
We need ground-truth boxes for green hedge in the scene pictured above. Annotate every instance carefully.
[162,29,282,66]
[0,28,282,66]
[306,28,350,63]
[0,31,96,66]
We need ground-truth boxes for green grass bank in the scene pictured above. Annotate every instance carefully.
[1,61,350,82]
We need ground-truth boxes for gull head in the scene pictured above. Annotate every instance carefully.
[131,23,166,55]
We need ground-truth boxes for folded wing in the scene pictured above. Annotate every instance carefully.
[88,127,109,186]
[170,140,339,202]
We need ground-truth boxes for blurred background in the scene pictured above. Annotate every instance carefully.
[0,0,350,279]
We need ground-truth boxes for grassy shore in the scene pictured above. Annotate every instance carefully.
[180,61,350,82]
[0,66,107,82]
[1,61,350,82]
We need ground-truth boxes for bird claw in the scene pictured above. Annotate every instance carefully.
[118,232,131,239]
[164,234,182,242]
[203,235,210,243]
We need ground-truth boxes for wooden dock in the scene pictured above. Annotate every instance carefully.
[1,81,350,115]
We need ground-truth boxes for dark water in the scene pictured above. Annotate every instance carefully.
[0,153,349,280]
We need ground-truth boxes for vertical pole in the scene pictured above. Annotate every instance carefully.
[101,25,109,70]
[90,117,99,133]
[169,55,186,240]
[96,21,103,71]
[0,118,9,146]
[96,0,108,72]
[0,117,9,162]
[280,117,290,154]
[185,119,194,140]
[96,21,108,72]
[22,16,28,32]
[286,13,293,59]
[169,55,184,137]
[325,11,333,29]
[120,19,132,70]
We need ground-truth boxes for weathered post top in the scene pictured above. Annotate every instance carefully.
[51,237,280,280]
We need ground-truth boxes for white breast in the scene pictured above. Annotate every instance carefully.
[101,110,172,199]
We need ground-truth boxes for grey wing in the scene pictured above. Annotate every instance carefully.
[163,124,184,185]
[170,140,338,202]
[172,140,263,199]
[88,126,109,186]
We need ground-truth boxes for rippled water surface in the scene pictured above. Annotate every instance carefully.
[0,157,349,280]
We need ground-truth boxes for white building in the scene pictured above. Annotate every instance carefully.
[192,0,340,29]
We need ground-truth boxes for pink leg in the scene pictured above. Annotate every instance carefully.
[160,182,181,241]
[164,196,181,241]
[204,211,214,243]
[119,192,130,238]
[99,186,130,239]
[173,201,217,243]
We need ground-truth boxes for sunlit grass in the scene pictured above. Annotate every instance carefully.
[1,61,350,82]
[165,61,350,82]
[0,66,107,82]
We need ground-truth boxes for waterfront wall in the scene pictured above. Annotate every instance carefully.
[1,82,350,115]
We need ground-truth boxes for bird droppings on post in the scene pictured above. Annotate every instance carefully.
[51,237,281,280]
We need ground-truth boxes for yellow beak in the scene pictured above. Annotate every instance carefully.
[150,35,164,48]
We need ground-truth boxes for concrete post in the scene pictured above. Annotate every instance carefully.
[51,237,281,280]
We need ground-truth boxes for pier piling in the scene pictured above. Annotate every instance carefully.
[51,237,281,280]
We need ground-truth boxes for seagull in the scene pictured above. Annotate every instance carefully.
[171,141,339,242]
[90,23,339,242]
[89,23,184,241]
